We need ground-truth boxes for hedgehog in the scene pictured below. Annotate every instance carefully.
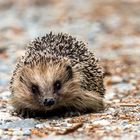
[10,32,105,118]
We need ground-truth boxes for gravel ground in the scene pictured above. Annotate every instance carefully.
[0,0,140,140]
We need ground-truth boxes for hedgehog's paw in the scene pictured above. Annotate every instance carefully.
[16,108,36,118]
[64,111,82,117]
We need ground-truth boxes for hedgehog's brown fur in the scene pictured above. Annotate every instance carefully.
[10,32,105,118]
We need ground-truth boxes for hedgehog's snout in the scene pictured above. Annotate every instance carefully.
[43,98,55,106]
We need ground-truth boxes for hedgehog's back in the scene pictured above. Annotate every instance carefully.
[26,32,93,64]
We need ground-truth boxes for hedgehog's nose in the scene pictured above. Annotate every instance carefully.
[43,98,55,106]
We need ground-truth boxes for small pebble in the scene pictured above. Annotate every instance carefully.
[92,120,110,126]
[111,76,123,84]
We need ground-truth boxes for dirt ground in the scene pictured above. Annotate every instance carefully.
[0,0,140,140]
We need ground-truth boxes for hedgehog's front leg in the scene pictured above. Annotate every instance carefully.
[15,108,36,118]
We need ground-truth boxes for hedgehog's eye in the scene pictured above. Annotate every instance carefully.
[31,84,40,94]
[54,80,61,92]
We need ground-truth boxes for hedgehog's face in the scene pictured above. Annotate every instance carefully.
[12,59,80,111]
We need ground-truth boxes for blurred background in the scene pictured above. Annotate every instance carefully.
[0,0,140,99]
[0,1,140,139]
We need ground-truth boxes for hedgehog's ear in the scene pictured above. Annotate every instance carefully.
[65,65,73,81]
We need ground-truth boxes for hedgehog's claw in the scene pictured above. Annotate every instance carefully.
[64,111,82,117]
[15,108,35,118]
